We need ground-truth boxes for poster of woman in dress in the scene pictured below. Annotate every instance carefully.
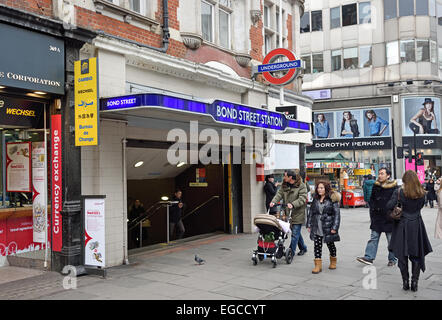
[402,97,440,136]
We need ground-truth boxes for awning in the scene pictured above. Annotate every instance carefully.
[305,152,349,161]
[99,93,310,133]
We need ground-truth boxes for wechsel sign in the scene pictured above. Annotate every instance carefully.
[0,23,64,94]
[74,58,99,146]
[100,94,310,133]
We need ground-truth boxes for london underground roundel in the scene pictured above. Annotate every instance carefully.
[260,48,302,85]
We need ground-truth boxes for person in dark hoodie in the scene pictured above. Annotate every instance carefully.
[264,174,280,215]
[169,189,186,240]
[357,168,398,266]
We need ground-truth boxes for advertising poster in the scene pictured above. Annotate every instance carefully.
[6,142,32,192]
[313,112,335,139]
[336,110,362,138]
[363,108,390,137]
[74,57,99,146]
[405,159,425,183]
[402,97,441,136]
[84,197,106,267]
[32,142,46,243]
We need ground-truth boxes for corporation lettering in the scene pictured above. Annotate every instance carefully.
[6,72,61,87]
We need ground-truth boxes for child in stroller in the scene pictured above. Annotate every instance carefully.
[251,212,293,267]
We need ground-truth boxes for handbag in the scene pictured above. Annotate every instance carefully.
[390,189,402,220]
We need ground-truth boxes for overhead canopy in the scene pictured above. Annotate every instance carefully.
[305,152,349,161]
[99,93,310,133]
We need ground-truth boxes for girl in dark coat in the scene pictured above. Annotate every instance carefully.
[307,180,341,274]
[387,170,433,292]
[264,175,280,214]
[425,179,437,208]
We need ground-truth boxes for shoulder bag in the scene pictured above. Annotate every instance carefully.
[390,189,402,220]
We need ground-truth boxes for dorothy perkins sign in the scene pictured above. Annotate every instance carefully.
[0,23,64,94]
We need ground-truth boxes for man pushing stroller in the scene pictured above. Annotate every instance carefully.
[270,170,308,257]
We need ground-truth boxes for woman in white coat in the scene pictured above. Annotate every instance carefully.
[435,177,442,239]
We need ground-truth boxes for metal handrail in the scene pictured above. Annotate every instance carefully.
[128,201,167,231]
[181,196,220,220]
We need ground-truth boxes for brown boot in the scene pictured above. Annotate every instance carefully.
[329,256,337,270]
[312,258,322,274]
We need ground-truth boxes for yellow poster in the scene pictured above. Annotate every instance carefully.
[74,57,99,146]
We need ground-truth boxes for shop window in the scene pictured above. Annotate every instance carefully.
[300,11,310,33]
[386,41,399,65]
[311,10,323,32]
[312,53,324,73]
[219,9,230,49]
[331,49,342,71]
[330,7,341,29]
[359,45,372,68]
[416,40,430,62]
[400,39,415,62]
[343,47,358,69]
[399,0,414,17]
[359,2,371,24]
[416,0,429,15]
[201,1,214,42]
[302,54,312,74]
[384,0,397,20]
[342,3,357,26]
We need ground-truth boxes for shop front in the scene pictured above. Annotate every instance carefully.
[0,22,65,266]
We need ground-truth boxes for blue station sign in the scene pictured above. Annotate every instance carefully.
[100,94,310,133]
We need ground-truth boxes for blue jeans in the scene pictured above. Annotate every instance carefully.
[364,230,397,262]
[290,224,307,255]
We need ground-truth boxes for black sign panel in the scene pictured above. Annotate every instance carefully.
[402,136,442,149]
[0,96,44,128]
[306,137,392,152]
[276,105,297,120]
[0,23,65,94]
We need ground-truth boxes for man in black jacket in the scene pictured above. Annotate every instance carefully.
[357,168,398,266]
[169,189,185,240]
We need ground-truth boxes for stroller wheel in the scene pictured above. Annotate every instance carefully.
[272,257,277,268]
[258,255,264,261]
[252,256,258,265]
[285,248,294,264]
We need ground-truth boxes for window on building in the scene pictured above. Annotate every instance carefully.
[429,0,436,16]
[386,41,399,65]
[265,35,271,55]
[201,1,213,42]
[219,9,230,49]
[302,55,312,74]
[430,40,437,64]
[359,2,371,24]
[343,47,358,69]
[311,10,323,32]
[438,3,442,25]
[400,39,415,62]
[384,0,397,20]
[276,10,280,32]
[399,0,414,17]
[129,0,146,15]
[416,40,430,62]
[416,0,429,15]
[331,49,342,71]
[300,11,310,33]
[359,45,372,68]
[264,5,270,28]
[342,4,357,26]
[219,0,231,7]
[312,53,324,73]
[439,47,442,69]
[330,7,341,29]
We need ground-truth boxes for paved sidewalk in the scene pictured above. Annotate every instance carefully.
[0,207,441,300]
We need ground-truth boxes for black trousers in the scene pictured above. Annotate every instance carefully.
[169,219,185,239]
[398,256,420,281]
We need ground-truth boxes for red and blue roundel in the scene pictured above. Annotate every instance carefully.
[259,48,301,86]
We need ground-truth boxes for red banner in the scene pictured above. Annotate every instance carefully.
[51,115,62,252]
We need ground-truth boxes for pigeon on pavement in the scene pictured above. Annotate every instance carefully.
[194,254,205,265]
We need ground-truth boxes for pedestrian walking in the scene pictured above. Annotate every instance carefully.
[363,174,375,208]
[435,177,442,239]
[169,189,186,240]
[264,174,280,215]
[306,180,341,274]
[425,179,437,208]
[386,170,433,292]
[128,199,146,248]
[270,170,308,257]
[357,167,398,266]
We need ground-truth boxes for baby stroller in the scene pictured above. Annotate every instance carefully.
[251,211,293,268]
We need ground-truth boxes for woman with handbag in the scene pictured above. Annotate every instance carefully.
[306,180,341,274]
[387,170,433,292]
